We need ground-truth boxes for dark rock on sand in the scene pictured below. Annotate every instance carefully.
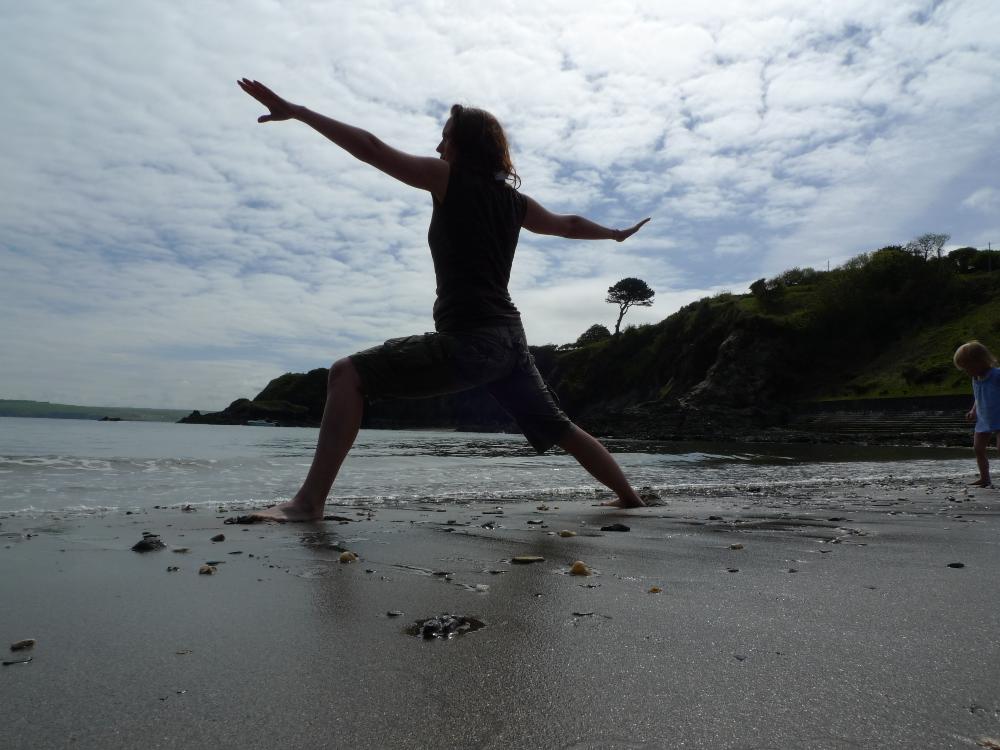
[601,523,630,532]
[132,536,166,552]
[224,515,262,525]
[211,534,225,542]
[407,613,485,639]
[10,639,36,651]
[948,562,966,568]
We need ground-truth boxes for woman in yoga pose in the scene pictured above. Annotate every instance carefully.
[238,79,650,520]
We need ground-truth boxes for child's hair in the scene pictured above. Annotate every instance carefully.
[954,340,999,370]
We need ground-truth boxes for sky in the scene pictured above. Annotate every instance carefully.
[2,0,998,411]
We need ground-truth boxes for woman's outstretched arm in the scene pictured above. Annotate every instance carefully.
[238,78,448,197]
[522,195,650,241]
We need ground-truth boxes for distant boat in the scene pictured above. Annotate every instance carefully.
[245,419,277,426]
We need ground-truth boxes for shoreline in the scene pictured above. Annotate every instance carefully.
[3,477,999,748]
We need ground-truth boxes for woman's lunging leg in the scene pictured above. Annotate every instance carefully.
[252,358,364,521]
[557,424,645,508]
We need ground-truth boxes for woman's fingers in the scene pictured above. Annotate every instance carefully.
[616,217,651,241]
[238,78,292,123]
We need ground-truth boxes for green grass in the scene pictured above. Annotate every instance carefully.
[818,294,1000,400]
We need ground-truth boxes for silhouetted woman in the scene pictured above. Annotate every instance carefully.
[238,79,650,520]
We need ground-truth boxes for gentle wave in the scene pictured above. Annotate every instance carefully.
[0,469,970,519]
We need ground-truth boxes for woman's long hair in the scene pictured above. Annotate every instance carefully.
[449,104,520,189]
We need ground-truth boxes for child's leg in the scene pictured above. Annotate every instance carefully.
[557,424,645,508]
[971,431,991,486]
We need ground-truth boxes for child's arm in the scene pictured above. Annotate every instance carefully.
[966,402,977,422]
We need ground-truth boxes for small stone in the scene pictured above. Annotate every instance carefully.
[729,543,744,550]
[536,505,550,510]
[511,556,544,564]
[572,611,595,617]
[708,515,723,521]
[387,610,404,617]
[339,551,358,563]
[648,586,663,594]
[600,523,630,532]
[198,564,217,575]
[132,536,165,552]
[527,520,543,525]
[10,639,36,651]
[211,534,225,542]
[947,562,966,569]
[172,548,190,553]
[558,530,577,538]
[569,561,591,576]
[727,568,739,573]
[166,566,179,572]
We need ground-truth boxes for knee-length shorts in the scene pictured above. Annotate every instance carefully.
[350,323,572,454]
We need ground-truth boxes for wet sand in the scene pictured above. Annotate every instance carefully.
[2,478,999,749]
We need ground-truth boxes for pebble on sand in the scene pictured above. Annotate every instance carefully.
[211,534,225,542]
[198,564,217,575]
[511,556,545,564]
[601,523,630,532]
[648,586,663,594]
[947,562,966,568]
[729,543,744,550]
[569,561,591,576]
[558,530,577,537]
[131,536,166,552]
[339,551,359,563]
[10,639,36,651]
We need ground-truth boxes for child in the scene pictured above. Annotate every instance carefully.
[953,340,1000,487]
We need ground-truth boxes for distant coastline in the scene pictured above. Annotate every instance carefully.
[0,399,192,423]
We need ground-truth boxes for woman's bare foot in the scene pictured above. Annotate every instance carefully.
[250,496,325,522]
[968,478,993,488]
[600,496,647,509]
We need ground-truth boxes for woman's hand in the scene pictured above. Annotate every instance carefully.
[237,78,297,123]
[614,218,651,242]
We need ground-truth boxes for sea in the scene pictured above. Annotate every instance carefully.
[0,416,974,516]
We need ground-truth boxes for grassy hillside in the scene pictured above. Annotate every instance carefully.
[184,247,1000,434]
[0,400,191,422]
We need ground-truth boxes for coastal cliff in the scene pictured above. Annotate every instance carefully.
[181,247,1000,445]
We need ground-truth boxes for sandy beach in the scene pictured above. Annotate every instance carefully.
[2,478,999,749]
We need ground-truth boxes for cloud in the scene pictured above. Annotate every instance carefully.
[962,187,1000,215]
[2,0,999,409]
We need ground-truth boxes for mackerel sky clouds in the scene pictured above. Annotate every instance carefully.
[2,0,998,410]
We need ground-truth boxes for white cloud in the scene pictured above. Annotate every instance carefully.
[963,187,1000,215]
[2,0,999,409]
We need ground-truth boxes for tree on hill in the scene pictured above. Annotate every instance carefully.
[576,324,612,346]
[905,233,950,261]
[606,277,655,335]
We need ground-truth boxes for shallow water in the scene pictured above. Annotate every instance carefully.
[0,416,973,516]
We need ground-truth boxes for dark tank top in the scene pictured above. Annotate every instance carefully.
[427,165,527,332]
